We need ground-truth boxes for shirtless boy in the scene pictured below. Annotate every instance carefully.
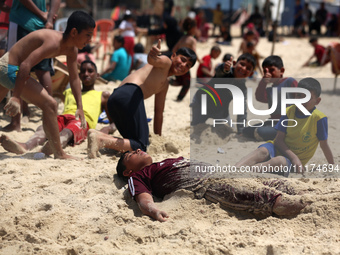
[0,11,95,159]
[1,60,112,156]
[170,17,199,101]
[88,40,197,158]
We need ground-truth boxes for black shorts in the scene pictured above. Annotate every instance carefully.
[107,83,149,151]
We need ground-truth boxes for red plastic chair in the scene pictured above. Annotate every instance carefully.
[93,19,115,60]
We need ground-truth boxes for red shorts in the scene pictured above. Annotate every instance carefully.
[57,114,89,145]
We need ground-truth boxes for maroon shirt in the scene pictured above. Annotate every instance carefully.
[128,157,189,199]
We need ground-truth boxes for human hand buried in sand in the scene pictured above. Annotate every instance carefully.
[4,97,21,117]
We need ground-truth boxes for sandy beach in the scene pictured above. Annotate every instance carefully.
[0,29,340,254]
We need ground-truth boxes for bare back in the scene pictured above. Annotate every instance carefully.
[172,35,197,54]
[8,29,78,68]
[120,55,172,99]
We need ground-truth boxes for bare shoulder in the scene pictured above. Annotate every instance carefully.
[101,91,110,100]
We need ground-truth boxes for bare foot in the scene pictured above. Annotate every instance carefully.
[40,141,54,156]
[87,129,102,158]
[21,116,30,124]
[53,152,81,160]
[0,123,21,132]
[272,195,306,216]
[0,134,27,154]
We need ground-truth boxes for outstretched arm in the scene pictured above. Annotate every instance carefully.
[67,51,86,128]
[319,140,335,164]
[135,193,169,222]
[154,84,168,136]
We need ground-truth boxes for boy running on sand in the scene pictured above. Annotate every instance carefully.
[87,40,197,158]
[0,11,95,159]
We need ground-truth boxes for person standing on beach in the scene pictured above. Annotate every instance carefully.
[2,0,61,132]
[1,60,112,156]
[0,11,95,159]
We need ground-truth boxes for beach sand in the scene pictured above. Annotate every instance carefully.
[0,31,340,254]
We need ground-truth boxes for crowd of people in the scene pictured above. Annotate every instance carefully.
[0,1,337,222]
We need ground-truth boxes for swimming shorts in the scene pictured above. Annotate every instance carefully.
[107,83,149,151]
[258,142,292,177]
[0,52,18,90]
[57,114,89,145]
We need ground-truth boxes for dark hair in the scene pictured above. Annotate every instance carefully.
[222,53,233,62]
[176,47,197,67]
[80,60,97,71]
[298,77,321,97]
[262,55,284,69]
[134,43,145,53]
[237,53,256,69]
[64,11,95,36]
[309,36,318,43]
[211,45,221,53]
[116,151,129,182]
[114,35,125,45]
[182,17,196,32]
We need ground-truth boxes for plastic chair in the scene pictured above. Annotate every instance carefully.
[93,19,115,60]
[54,17,68,32]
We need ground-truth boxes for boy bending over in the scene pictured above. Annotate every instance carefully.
[1,60,112,156]
[87,40,197,158]
[0,11,95,159]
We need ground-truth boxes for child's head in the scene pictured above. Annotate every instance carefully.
[182,17,197,34]
[169,47,197,76]
[113,35,124,49]
[79,60,98,88]
[262,55,285,78]
[176,47,197,66]
[244,31,255,41]
[233,53,256,78]
[116,149,153,182]
[134,43,145,53]
[210,46,221,59]
[222,53,233,62]
[297,77,321,111]
[309,36,318,47]
[64,11,95,36]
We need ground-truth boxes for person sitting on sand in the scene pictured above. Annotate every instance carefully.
[0,11,95,159]
[87,40,197,158]
[236,78,334,176]
[0,60,114,156]
[302,37,327,67]
[116,149,306,222]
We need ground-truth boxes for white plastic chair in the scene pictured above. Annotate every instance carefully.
[54,17,68,32]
